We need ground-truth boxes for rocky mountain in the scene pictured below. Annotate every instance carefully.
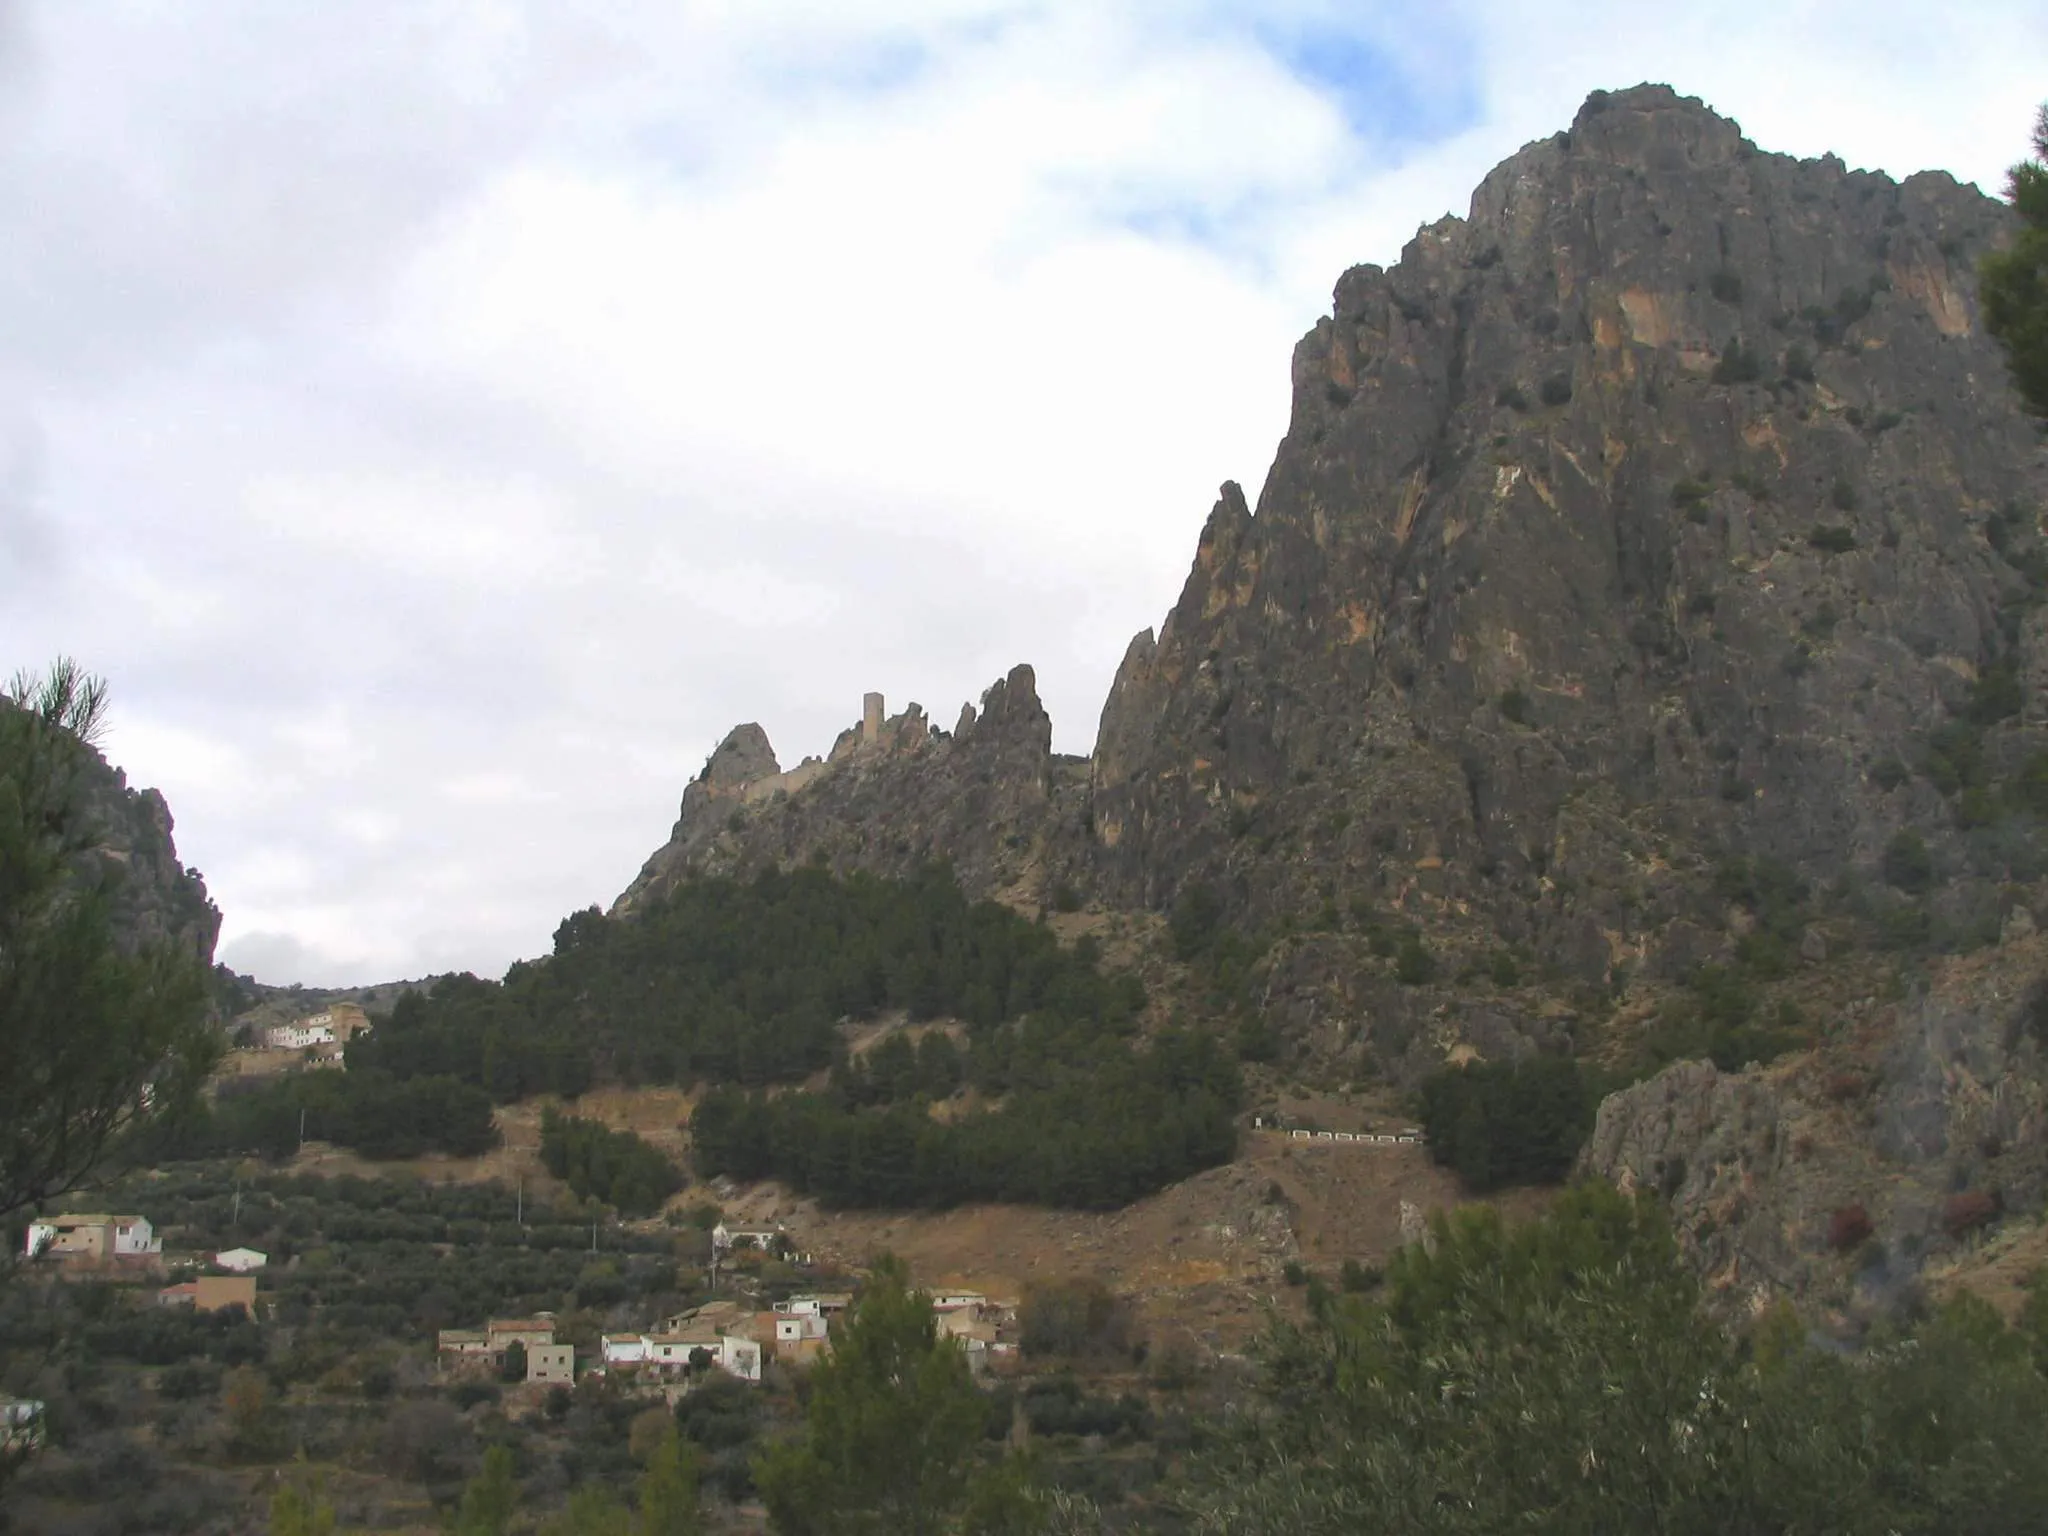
[14,701,222,969]
[627,82,2042,1060]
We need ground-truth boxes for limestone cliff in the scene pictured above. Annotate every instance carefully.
[1582,925,2048,1318]
[4,698,221,967]
[616,664,1081,914]
[622,84,2044,1082]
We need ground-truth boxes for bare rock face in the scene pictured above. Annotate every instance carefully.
[702,724,779,789]
[5,699,221,966]
[621,84,2045,1058]
[616,664,1073,913]
[1089,83,2040,959]
[1583,932,2048,1313]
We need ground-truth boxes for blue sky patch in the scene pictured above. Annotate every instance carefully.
[1256,14,1480,150]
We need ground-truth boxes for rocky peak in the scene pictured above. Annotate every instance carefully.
[3,699,220,966]
[700,723,779,789]
[622,82,2044,1064]
[615,663,1066,913]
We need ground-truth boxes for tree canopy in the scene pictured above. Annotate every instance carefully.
[1178,1184,2048,1534]
[351,864,1145,1099]
[1983,103,2048,417]
[755,1256,1033,1535]
[0,663,218,1222]
[539,1108,681,1216]
[1415,1055,1596,1193]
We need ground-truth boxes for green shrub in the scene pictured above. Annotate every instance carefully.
[1870,756,1910,792]
[1417,1056,1595,1192]
[1498,687,1531,725]
[1539,372,1574,407]
[1808,524,1858,554]
[1832,477,1858,511]
[1395,936,1438,986]
[1882,830,1935,894]
[1709,270,1744,303]
[1494,383,1530,412]
[1712,337,1762,385]
[1782,344,1816,383]
[539,1108,682,1217]
[1965,658,2022,726]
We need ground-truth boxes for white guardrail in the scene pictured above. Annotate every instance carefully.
[1251,1116,1423,1145]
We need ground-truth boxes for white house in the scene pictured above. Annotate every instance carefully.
[712,1221,783,1254]
[601,1334,648,1367]
[774,1314,829,1345]
[644,1326,762,1383]
[932,1291,985,1314]
[25,1214,159,1261]
[266,1019,336,1051]
[774,1292,851,1318]
[213,1247,267,1273]
[717,1334,762,1382]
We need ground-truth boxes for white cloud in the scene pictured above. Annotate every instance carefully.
[1,0,2040,984]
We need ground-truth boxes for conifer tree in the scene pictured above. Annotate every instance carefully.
[1983,103,2048,416]
[0,661,217,1222]
[756,1256,1022,1535]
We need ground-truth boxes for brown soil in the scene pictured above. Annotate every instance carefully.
[271,1083,1549,1350]
[703,1129,1543,1349]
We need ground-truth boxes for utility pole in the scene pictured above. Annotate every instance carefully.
[297,1108,306,1153]
[516,1177,523,1228]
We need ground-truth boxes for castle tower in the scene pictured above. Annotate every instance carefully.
[862,692,884,746]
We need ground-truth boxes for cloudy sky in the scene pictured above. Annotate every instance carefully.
[1,2,2039,986]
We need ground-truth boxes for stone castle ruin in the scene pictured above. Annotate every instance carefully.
[611,664,1061,918]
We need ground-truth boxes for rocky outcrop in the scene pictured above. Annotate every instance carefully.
[1089,84,2038,954]
[616,664,1078,913]
[5,699,221,966]
[1583,930,2048,1315]
[621,85,2045,1081]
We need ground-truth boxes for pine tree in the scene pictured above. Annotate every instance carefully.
[0,662,218,1221]
[755,1256,1009,1535]
[1983,104,2048,416]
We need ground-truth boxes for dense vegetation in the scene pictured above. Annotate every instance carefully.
[539,1109,683,1217]
[1179,1184,2048,1534]
[691,1027,1241,1210]
[754,1256,1040,1534]
[349,866,1143,1098]
[141,1068,499,1162]
[1415,1056,1597,1193]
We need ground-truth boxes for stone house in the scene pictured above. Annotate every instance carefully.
[437,1329,490,1364]
[527,1344,575,1385]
